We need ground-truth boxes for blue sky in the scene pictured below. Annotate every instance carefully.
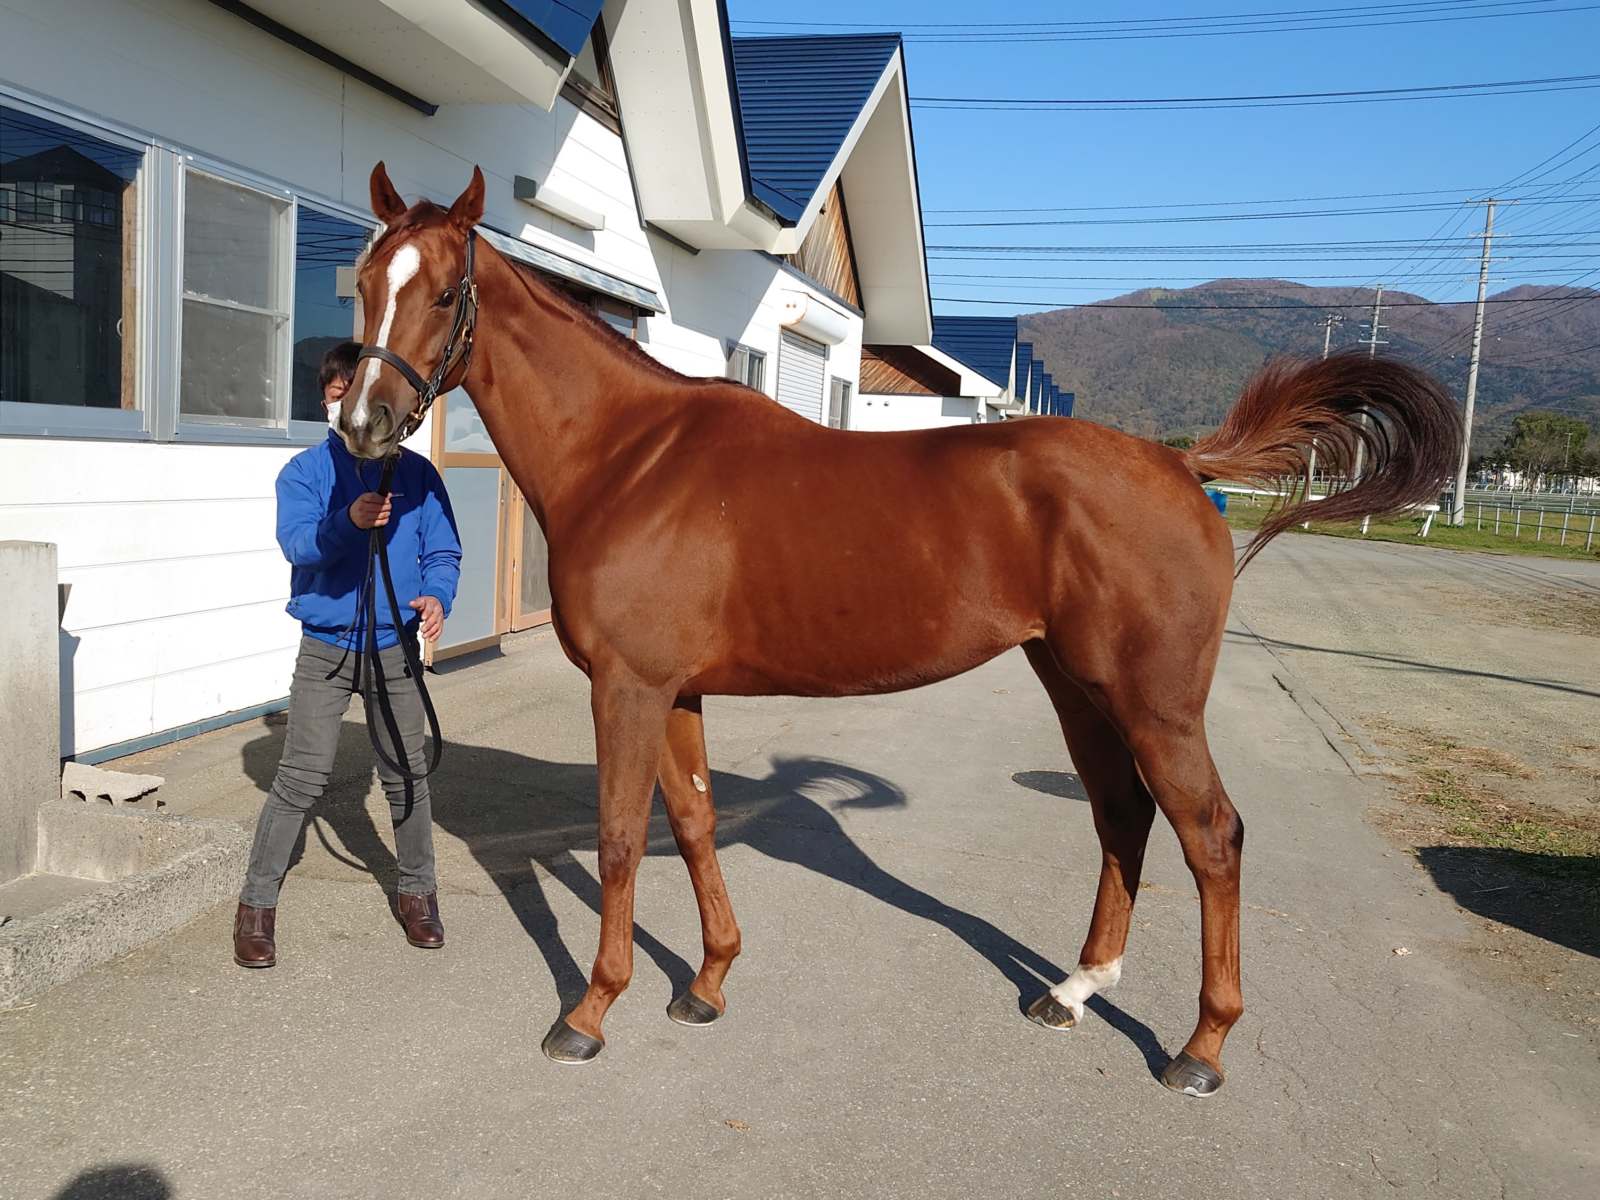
[726,1,1600,314]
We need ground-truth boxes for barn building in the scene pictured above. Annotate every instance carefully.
[0,0,938,759]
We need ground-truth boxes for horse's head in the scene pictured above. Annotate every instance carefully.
[338,163,484,459]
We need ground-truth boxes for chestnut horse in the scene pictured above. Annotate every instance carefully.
[341,165,1460,1096]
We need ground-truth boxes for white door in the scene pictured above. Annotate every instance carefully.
[776,330,827,424]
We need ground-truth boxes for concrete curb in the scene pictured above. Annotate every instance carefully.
[1231,615,1402,780]
[0,807,250,1008]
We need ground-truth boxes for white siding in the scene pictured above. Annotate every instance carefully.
[0,0,865,754]
[852,394,982,432]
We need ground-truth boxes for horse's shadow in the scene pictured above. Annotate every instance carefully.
[240,724,1166,1073]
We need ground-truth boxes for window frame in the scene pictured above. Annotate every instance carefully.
[288,198,379,435]
[0,89,154,440]
[828,376,853,430]
[0,83,379,448]
[560,20,622,135]
[172,162,295,439]
[728,344,766,393]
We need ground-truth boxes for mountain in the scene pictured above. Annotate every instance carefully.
[1019,280,1600,453]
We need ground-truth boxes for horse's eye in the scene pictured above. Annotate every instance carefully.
[435,288,456,308]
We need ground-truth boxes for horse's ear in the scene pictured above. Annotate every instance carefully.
[446,166,485,232]
[370,162,407,223]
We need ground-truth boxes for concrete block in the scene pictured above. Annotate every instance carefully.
[36,799,208,882]
[61,762,165,807]
[0,541,59,885]
[0,804,250,1008]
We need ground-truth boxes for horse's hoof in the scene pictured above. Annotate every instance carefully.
[666,990,722,1027]
[1025,992,1078,1031]
[1161,1051,1224,1097]
[542,1018,604,1065]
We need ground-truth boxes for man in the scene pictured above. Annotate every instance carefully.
[234,341,462,968]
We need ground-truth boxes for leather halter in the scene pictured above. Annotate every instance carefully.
[356,229,479,443]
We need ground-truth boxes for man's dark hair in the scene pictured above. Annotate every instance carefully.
[319,341,363,390]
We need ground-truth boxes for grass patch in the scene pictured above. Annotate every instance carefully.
[1218,495,1600,561]
[1412,766,1600,866]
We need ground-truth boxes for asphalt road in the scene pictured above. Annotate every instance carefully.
[3,599,1597,1198]
[1230,533,1600,815]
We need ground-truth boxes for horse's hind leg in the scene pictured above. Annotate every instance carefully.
[1021,640,1156,1031]
[657,697,741,1025]
[1117,710,1244,1098]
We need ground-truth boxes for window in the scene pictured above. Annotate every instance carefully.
[729,344,766,392]
[594,298,635,340]
[1,101,143,419]
[2,89,383,444]
[179,170,291,425]
[562,21,621,133]
[828,377,852,429]
[291,205,372,422]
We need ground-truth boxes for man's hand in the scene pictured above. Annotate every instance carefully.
[409,596,444,642]
[348,492,392,530]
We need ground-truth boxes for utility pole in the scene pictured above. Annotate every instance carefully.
[1304,313,1342,519]
[1452,199,1497,525]
[1351,287,1386,478]
[1352,287,1387,534]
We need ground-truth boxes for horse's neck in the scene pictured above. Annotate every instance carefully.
[465,248,681,521]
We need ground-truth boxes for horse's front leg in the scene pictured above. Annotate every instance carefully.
[542,670,674,1064]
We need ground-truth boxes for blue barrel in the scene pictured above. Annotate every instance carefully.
[1205,489,1228,516]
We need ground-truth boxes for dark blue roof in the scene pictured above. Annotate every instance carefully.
[729,34,901,224]
[1014,341,1034,397]
[495,1,603,58]
[931,315,1017,390]
[1040,374,1054,412]
[1060,391,1075,417]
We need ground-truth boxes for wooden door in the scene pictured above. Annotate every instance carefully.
[504,481,553,631]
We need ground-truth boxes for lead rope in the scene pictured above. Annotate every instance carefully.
[359,454,443,782]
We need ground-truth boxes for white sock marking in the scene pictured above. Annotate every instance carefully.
[1048,957,1122,1023]
[349,242,420,429]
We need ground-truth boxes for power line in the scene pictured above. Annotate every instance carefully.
[927,232,1600,252]
[923,193,1600,227]
[921,179,1597,214]
[732,0,1599,42]
[926,269,1585,281]
[932,294,1600,310]
[734,1,1558,30]
[909,73,1600,112]
[1493,338,1600,363]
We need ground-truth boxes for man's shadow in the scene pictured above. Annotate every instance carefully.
[239,724,1167,1074]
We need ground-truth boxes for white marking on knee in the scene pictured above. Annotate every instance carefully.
[692,773,708,793]
[349,242,420,429]
[1048,957,1122,1022]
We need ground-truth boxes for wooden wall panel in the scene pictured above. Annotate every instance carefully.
[787,180,861,308]
[860,345,960,396]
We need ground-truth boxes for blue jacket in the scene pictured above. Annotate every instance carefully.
[277,431,462,650]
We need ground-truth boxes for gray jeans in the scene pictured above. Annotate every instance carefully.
[241,634,437,907]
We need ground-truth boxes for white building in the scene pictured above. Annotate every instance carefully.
[0,0,932,759]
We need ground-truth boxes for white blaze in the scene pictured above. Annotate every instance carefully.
[349,242,421,429]
[1048,957,1122,1023]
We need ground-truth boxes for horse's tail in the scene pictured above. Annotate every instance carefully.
[1184,350,1462,571]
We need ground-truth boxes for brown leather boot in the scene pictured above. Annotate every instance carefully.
[394,891,444,949]
[233,903,276,968]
